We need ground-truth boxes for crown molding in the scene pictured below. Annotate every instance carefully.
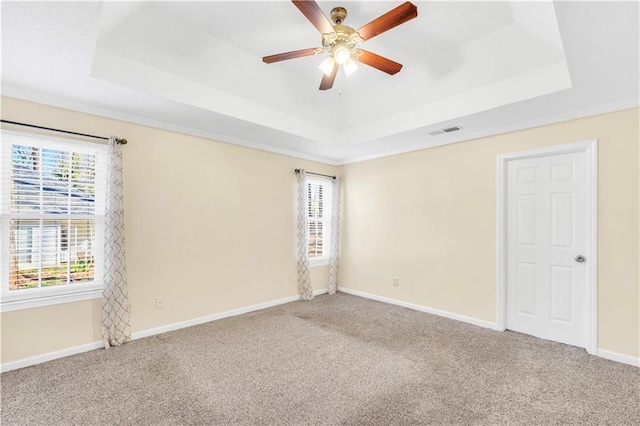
[0,87,341,166]
[3,87,637,167]
[336,97,639,165]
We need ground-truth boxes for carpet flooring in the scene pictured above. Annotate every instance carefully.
[1,293,639,425]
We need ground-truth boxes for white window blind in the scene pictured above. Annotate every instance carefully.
[0,130,106,306]
[307,178,332,262]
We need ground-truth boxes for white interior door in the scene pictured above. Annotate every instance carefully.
[506,150,590,348]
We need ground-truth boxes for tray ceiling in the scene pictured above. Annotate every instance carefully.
[2,1,638,164]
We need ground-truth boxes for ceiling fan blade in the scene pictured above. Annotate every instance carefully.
[356,2,418,41]
[263,48,319,64]
[319,62,339,90]
[292,0,335,34]
[356,50,403,75]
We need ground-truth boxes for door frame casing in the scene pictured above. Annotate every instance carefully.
[496,140,598,354]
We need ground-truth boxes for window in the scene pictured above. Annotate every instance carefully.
[307,177,332,265]
[0,130,106,310]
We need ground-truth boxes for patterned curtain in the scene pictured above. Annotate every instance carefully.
[102,137,131,348]
[328,176,341,294]
[296,170,314,300]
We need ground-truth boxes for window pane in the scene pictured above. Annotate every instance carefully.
[68,220,95,284]
[8,219,96,290]
[308,182,324,220]
[70,152,96,214]
[10,144,96,215]
[11,145,40,179]
[42,177,70,215]
[9,219,39,290]
[308,220,323,257]
[11,179,41,213]
[11,144,41,213]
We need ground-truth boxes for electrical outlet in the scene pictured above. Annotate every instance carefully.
[392,277,399,287]
[155,297,165,309]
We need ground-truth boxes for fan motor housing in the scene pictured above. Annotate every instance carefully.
[330,7,347,24]
[321,24,361,50]
[320,8,364,51]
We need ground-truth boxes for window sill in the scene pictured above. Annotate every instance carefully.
[0,289,102,313]
[309,257,329,267]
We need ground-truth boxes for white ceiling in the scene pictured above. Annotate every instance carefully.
[1,1,638,164]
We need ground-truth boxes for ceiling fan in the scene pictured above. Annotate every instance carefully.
[263,1,418,90]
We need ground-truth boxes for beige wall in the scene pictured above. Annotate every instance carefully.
[340,108,639,358]
[0,97,337,364]
[1,97,638,365]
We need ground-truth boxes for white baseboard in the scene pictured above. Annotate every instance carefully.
[7,287,635,371]
[133,288,328,340]
[596,349,640,367]
[1,341,104,373]
[338,287,499,330]
[314,288,329,296]
[339,287,640,368]
[1,288,329,373]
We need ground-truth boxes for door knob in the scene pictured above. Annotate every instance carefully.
[575,255,585,263]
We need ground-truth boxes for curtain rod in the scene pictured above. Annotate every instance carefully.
[294,169,336,180]
[0,119,128,145]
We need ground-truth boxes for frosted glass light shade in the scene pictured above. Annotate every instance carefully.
[343,58,358,76]
[334,46,350,65]
[319,57,336,76]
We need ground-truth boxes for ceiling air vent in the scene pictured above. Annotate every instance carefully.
[428,126,462,136]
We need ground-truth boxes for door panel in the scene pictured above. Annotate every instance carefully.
[517,195,537,245]
[516,262,536,315]
[549,265,573,323]
[506,151,588,348]
[550,192,574,248]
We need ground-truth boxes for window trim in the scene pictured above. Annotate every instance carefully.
[307,176,332,267]
[0,130,106,311]
[0,288,102,313]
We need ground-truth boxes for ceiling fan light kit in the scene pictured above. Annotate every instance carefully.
[263,0,418,91]
[343,58,358,77]
[320,56,358,78]
[319,56,336,76]
[333,45,351,65]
